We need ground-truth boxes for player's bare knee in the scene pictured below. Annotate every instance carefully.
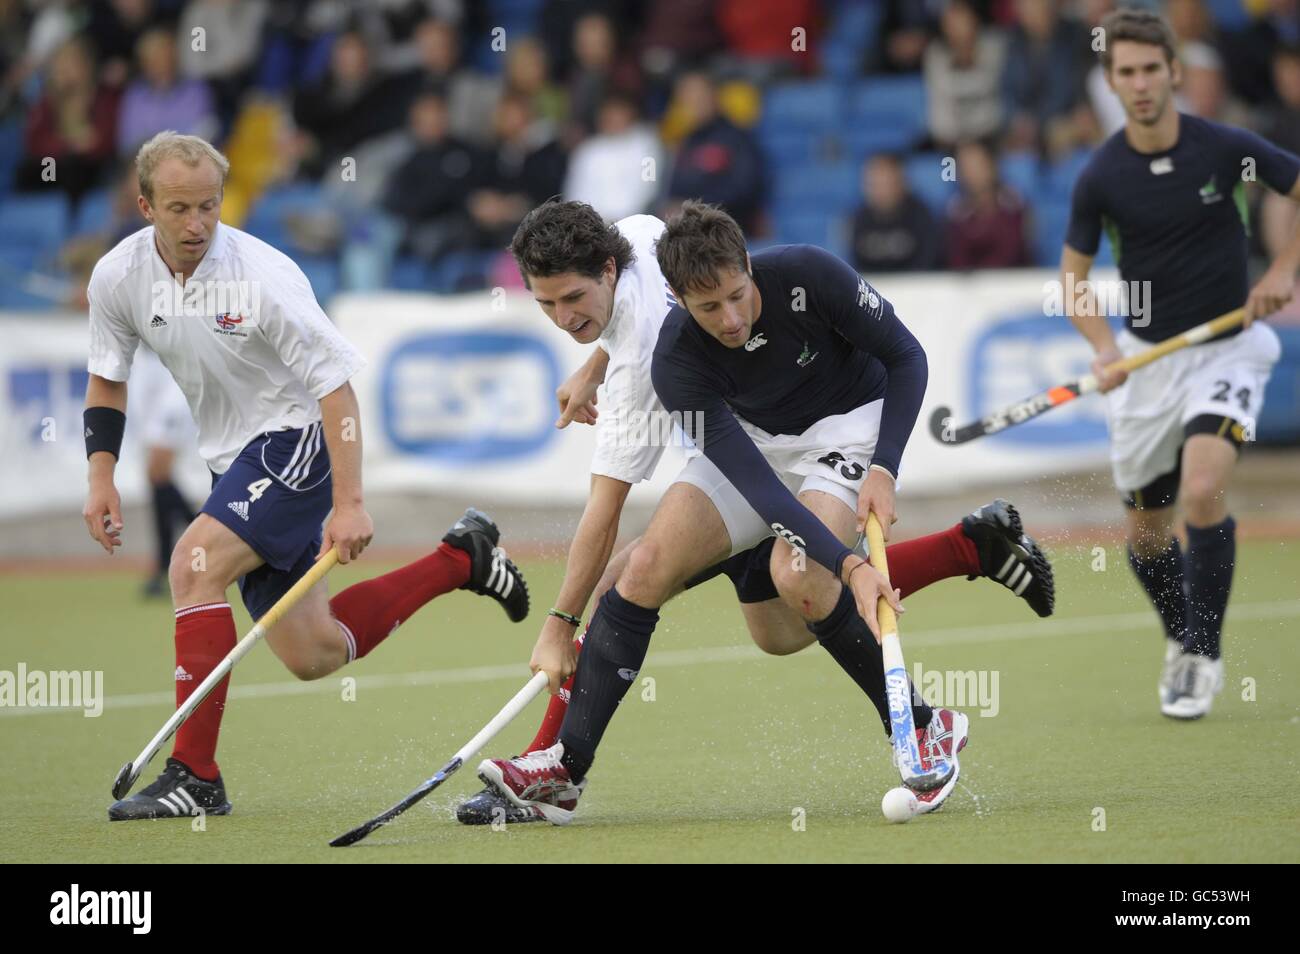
[282,653,331,681]
[166,537,205,601]
[617,539,676,607]
[1182,478,1227,526]
[282,638,345,680]
[767,547,811,601]
[749,625,805,656]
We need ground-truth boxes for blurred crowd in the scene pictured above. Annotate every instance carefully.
[0,0,1296,305]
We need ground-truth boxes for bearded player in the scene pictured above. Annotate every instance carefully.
[467,200,1055,824]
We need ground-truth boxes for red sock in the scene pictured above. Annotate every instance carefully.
[329,543,471,661]
[525,631,585,753]
[171,602,237,781]
[885,523,980,598]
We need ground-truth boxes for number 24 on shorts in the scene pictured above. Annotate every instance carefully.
[1210,379,1250,414]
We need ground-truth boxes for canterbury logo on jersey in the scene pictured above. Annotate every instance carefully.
[744,333,768,351]
[486,549,514,598]
[771,523,806,550]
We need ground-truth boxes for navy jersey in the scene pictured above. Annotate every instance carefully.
[652,244,928,577]
[1066,114,1300,342]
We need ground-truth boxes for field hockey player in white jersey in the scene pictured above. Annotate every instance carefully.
[456,200,1057,825]
[83,132,531,822]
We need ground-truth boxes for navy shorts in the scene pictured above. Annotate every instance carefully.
[202,422,332,620]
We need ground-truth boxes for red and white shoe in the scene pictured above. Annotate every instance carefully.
[477,742,584,826]
[907,708,969,815]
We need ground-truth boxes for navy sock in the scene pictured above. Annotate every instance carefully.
[1184,517,1235,659]
[1127,540,1188,645]
[807,585,930,737]
[558,587,659,782]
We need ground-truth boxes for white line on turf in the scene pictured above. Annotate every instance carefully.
[3,598,1298,719]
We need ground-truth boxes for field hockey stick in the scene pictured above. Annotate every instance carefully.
[110,549,340,799]
[330,670,549,846]
[863,514,950,792]
[928,307,1248,446]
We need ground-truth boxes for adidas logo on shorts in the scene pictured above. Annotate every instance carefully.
[151,314,167,328]
[227,500,249,521]
[174,665,193,681]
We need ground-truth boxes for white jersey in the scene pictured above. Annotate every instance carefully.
[589,214,681,484]
[87,223,365,473]
[129,345,196,451]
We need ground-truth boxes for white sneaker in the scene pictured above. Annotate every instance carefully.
[1158,639,1183,704]
[1161,653,1224,720]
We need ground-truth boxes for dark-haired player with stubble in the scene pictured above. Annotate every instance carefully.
[1063,10,1300,720]
[473,200,1056,824]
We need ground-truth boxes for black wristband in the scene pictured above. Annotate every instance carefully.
[84,406,126,460]
[548,608,581,628]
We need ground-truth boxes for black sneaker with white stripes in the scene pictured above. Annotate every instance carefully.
[961,499,1055,618]
[442,508,530,623]
[107,757,231,821]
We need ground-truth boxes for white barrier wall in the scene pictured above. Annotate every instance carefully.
[1,269,1116,519]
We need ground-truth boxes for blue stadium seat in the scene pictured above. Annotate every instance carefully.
[758,130,825,167]
[842,123,919,158]
[1045,148,1092,196]
[903,152,958,215]
[430,250,494,293]
[760,81,844,136]
[390,256,431,291]
[243,183,328,250]
[71,188,113,237]
[999,152,1042,201]
[1204,0,1251,30]
[820,0,883,81]
[0,278,60,310]
[846,77,927,151]
[295,254,340,304]
[772,211,836,249]
[0,192,70,261]
[768,159,858,207]
[1031,196,1072,267]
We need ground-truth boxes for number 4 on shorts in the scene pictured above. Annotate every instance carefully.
[247,477,271,503]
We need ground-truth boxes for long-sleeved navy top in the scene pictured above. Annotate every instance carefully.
[651,244,928,577]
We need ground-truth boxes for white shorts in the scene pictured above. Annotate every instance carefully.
[672,400,882,556]
[1105,323,1281,494]
[129,349,197,452]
